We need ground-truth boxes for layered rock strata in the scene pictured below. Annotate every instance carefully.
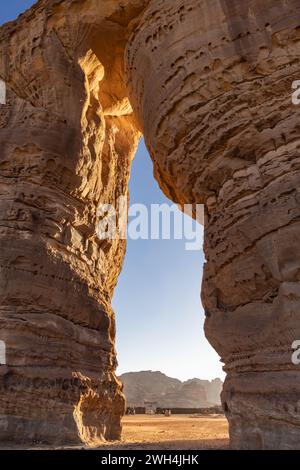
[0,0,148,446]
[1,0,300,450]
[126,0,300,449]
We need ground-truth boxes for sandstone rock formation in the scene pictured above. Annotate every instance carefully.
[0,0,148,446]
[126,0,300,450]
[185,378,223,407]
[1,0,300,450]
[120,371,222,408]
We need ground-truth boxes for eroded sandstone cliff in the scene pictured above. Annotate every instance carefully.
[120,371,221,408]
[126,0,300,450]
[0,0,149,446]
[1,0,300,450]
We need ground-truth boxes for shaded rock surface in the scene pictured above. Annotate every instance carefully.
[0,0,300,450]
[120,371,222,408]
[126,0,300,450]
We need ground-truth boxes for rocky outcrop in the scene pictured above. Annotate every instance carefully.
[120,371,221,408]
[126,0,300,450]
[185,378,223,406]
[1,0,300,450]
[0,0,148,446]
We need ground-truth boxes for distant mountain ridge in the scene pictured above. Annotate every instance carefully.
[119,371,223,408]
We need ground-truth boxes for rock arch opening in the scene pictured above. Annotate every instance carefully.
[112,138,223,387]
[0,0,299,450]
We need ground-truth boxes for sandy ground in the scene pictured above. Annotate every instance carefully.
[98,414,229,450]
[0,414,229,450]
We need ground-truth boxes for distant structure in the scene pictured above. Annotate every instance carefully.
[144,400,158,415]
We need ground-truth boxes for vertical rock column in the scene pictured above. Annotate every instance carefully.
[126,0,300,449]
[0,0,142,445]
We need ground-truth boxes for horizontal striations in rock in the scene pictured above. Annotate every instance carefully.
[126,0,300,449]
[0,0,150,446]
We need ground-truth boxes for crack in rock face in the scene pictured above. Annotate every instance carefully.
[0,0,300,449]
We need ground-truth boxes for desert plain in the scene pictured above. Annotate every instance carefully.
[98,415,229,450]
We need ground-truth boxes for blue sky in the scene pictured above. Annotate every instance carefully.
[0,1,36,24]
[0,2,224,381]
[114,141,224,380]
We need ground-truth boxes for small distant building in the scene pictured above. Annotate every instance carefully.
[144,400,157,414]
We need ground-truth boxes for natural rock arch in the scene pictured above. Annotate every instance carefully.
[0,0,300,449]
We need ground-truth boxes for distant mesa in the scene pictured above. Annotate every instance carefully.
[119,371,223,409]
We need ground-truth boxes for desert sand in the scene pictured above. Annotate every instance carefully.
[0,414,229,450]
[98,415,229,450]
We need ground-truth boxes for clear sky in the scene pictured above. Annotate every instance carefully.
[0,2,224,381]
[114,141,224,380]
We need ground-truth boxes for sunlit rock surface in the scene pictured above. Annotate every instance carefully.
[0,0,147,446]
